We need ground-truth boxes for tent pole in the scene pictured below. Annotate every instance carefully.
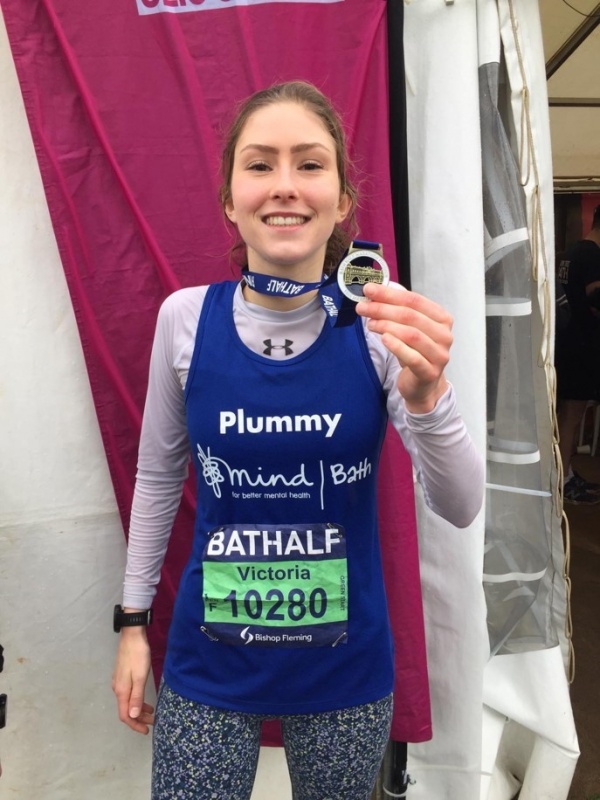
[545,2,600,79]
[386,0,411,288]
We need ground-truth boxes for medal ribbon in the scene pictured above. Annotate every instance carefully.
[242,240,382,328]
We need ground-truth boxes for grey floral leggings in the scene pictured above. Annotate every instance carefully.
[152,681,393,800]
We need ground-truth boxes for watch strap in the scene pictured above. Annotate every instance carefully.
[113,604,152,632]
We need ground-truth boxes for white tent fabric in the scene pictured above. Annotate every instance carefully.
[0,13,152,796]
[404,1,578,799]
[0,1,578,798]
[403,2,488,797]
[482,0,579,795]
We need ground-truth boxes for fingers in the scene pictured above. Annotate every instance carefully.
[356,285,453,343]
[358,282,453,328]
[356,282,453,412]
[375,320,451,373]
[112,635,154,734]
[356,284,453,369]
[380,330,448,383]
[113,671,155,734]
[127,702,155,736]
[129,673,147,719]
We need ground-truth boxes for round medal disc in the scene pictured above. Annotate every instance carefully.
[337,249,390,302]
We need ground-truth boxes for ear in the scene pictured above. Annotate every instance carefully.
[336,192,352,223]
[224,199,237,224]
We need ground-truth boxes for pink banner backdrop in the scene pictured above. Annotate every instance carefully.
[3,0,431,741]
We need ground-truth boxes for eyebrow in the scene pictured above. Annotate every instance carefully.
[239,142,332,155]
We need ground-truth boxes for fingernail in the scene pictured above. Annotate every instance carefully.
[130,707,140,718]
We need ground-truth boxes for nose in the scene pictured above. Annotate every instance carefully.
[269,165,299,200]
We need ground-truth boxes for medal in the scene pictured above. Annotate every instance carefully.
[336,241,390,303]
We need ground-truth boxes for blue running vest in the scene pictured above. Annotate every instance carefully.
[163,281,394,714]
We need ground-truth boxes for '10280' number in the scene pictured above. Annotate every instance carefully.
[224,588,327,622]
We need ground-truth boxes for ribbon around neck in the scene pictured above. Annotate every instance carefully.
[241,240,388,328]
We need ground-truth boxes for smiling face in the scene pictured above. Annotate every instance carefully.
[224,102,352,283]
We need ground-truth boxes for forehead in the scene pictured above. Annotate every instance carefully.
[236,102,335,151]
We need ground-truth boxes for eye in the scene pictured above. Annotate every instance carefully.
[247,161,271,172]
[300,160,323,171]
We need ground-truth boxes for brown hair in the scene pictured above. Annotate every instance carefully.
[219,81,358,273]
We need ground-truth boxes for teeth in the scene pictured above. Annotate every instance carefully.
[265,216,306,226]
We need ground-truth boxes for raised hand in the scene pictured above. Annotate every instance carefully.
[356,282,453,414]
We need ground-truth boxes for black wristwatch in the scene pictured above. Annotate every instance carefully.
[113,604,153,633]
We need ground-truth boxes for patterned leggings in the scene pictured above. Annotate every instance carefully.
[152,681,393,800]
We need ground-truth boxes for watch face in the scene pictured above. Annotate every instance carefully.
[337,249,390,302]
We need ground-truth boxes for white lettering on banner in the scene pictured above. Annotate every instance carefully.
[219,409,342,438]
[206,527,341,557]
[137,0,343,15]
[265,278,305,296]
[321,294,338,317]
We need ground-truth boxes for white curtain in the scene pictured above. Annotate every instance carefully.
[404,1,578,799]
[482,1,579,796]
[403,2,488,797]
[0,8,154,796]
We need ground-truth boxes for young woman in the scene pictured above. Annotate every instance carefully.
[112,80,483,800]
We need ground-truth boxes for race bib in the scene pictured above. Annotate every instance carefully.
[202,523,348,647]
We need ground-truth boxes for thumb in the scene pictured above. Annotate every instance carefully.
[129,677,146,718]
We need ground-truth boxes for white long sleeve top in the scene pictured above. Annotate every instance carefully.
[123,282,483,609]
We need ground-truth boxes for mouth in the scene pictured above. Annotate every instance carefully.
[263,215,310,227]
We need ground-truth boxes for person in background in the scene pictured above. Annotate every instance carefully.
[556,204,600,505]
[112,80,483,800]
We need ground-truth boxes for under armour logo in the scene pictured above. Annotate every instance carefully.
[263,339,294,356]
